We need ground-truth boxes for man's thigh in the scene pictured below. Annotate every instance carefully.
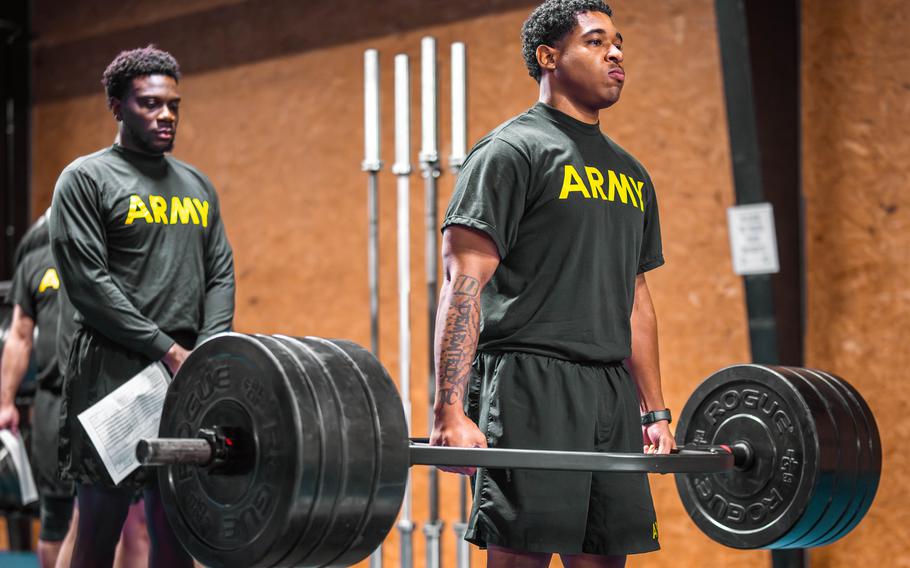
[560,552,626,568]
[468,352,598,552]
[488,544,552,568]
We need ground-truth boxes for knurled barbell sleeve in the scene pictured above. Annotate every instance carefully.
[137,438,213,466]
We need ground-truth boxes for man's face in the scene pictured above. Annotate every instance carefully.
[112,74,181,154]
[551,11,625,109]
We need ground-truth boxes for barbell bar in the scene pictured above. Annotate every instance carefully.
[141,333,880,568]
[139,435,741,474]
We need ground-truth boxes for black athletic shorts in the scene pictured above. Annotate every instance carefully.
[60,326,193,488]
[463,351,660,556]
[32,388,75,541]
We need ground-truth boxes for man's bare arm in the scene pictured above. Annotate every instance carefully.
[435,272,484,407]
[625,273,676,454]
[0,306,35,432]
[430,226,500,473]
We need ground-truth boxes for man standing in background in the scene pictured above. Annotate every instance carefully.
[1,214,74,567]
[49,45,235,567]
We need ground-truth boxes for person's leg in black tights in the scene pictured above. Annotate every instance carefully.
[143,486,194,568]
[71,484,132,568]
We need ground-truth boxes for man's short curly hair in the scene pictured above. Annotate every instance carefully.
[521,0,613,82]
[101,45,181,107]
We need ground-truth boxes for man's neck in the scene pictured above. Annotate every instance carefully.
[117,128,164,157]
[538,82,599,124]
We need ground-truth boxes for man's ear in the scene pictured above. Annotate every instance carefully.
[110,98,122,121]
[536,44,559,74]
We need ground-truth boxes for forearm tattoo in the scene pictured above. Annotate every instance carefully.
[437,275,481,406]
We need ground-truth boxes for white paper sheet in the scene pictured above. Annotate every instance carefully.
[727,202,780,276]
[0,429,38,505]
[78,362,170,485]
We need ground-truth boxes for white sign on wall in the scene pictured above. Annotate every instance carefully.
[726,202,780,276]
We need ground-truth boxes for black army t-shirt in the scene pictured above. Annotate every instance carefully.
[8,245,62,390]
[443,102,664,363]
[50,144,235,361]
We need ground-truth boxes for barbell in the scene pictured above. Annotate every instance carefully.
[137,333,880,567]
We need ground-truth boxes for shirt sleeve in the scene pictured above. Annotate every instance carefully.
[8,253,36,319]
[197,189,235,344]
[48,167,175,360]
[638,171,665,274]
[442,137,531,259]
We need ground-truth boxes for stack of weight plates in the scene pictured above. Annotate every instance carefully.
[674,364,881,549]
[157,333,409,568]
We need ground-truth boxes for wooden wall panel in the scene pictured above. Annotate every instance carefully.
[802,0,910,565]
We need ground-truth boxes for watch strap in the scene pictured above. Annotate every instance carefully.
[641,408,672,426]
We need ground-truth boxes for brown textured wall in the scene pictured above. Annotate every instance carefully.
[33,0,246,46]
[802,0,910,565]
[27,0,776,565]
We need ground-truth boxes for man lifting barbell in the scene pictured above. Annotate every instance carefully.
[431,1,671,566]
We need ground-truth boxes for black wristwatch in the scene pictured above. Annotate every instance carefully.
[641,409,672,426]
